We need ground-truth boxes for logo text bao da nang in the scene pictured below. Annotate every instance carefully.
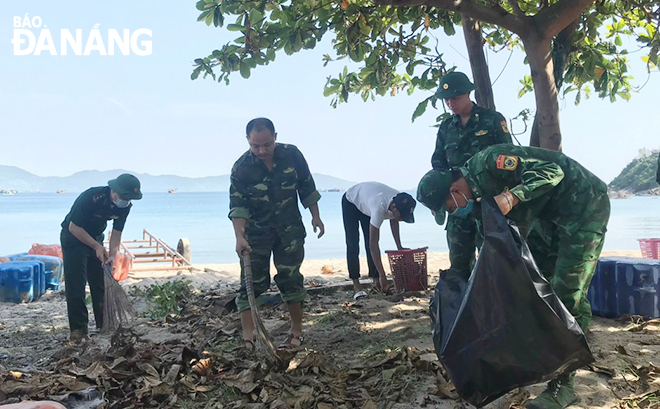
[12,14,152,56]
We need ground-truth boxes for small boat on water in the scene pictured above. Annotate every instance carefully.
[0,189,17,195]
[168,189,177,194]
[56,190,66,194]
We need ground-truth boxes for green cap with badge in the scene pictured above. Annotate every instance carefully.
[417,169,454,225]
[435,71,475,100]
[108,173,143,200]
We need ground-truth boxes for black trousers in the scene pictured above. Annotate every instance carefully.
[342,194,378,280]
[61,232,105,333]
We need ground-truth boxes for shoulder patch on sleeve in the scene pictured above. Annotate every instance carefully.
[501,120,510,134]
[496,154,518,171]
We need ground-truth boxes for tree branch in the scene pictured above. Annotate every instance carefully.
[374,0,528,36]
[507,0,525,17]
[535,0,595,40]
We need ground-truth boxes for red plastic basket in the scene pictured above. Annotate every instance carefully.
[385,247,428,292]
[638,238,660,260]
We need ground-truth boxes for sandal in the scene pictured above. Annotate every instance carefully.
[278,333,304,350]
[353,290,368,300]
[243,339,255,352]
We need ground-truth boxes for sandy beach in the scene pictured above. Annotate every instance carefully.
[123,250,644,290]
[1,248,657,409]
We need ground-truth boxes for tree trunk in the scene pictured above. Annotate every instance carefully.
[462,14,496,110]
[523,35,562,151]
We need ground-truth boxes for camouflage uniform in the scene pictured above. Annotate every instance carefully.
[459,145,610,331]
[431,104,512,279]
[229,143,321,312]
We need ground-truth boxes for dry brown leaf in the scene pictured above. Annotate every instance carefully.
[137,362,161,387]
[434,373,459,400]
[361,399,377,409]
[616,345,630,356]
[222,369,259,394]
[0,380,38,395]
[108,356,128,370]
[84,361,106,380]
[58,374,94,392]
[164,364,182,384]
[270,399,291,409]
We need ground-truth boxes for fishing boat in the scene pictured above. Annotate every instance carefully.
[0,189,17,195]
[56,190,66,194]
[168,189,177,194]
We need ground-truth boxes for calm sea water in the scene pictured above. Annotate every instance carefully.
[0,192,659,264]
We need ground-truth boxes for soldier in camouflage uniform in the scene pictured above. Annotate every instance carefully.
[230,118,324,350]
[431,71,512,280]
[418,145,610,409]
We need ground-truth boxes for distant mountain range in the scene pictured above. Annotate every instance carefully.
[0,165,356,193]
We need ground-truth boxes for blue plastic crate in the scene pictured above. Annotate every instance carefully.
[588,257,660,319]
[0,261,35,303]
[15,255,63,291]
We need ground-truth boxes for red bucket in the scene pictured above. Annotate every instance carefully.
[638,238,660,260]
[385,247,428,292]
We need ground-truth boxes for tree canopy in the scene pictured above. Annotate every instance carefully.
[192,0,659,148]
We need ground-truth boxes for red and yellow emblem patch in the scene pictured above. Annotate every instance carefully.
[496,154,518,171]
[501,120,510,134]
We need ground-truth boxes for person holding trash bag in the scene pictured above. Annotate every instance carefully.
[60,174,142,343]
[431,71,512,281]
[417,144,610,409]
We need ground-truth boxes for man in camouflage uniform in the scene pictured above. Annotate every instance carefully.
[230,117,324,350]
[431,71,512,280]
[418,145,610,409]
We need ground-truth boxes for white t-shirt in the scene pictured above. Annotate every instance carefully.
[345,182,398,229]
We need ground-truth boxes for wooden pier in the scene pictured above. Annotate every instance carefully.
[116,229,192,271]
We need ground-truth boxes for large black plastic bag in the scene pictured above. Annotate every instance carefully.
[430,198,594,407]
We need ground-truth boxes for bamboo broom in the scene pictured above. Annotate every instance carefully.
[102,262,134,333]
[241,251,280,362]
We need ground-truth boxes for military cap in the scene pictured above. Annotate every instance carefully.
[108,173,143,200]
[435,71,475,100]
[417,169,453,225]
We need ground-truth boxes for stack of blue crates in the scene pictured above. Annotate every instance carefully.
[0,252,63,303]
[588,257,660,319]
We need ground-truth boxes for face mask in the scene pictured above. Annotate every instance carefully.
[449,191,474,218]
[113,199,131,208]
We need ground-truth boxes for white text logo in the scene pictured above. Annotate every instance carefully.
[12,14,153,56]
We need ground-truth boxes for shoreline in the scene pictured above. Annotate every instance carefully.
[123,250,644,289]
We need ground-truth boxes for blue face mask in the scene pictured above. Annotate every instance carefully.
[449,191,474,218]
[113,198,131,209]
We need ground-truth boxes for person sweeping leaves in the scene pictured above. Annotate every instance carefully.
[60,173,142,343]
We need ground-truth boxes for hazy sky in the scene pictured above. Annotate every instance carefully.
[2,1,659,190]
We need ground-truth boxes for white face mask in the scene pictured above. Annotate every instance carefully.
[113,198,131,208]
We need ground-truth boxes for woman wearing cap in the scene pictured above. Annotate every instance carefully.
[342,182,416,298]
[60,173,142,343]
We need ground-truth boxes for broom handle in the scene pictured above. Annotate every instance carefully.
[241,251,279,359]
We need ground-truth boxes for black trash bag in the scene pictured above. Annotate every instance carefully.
[430,198,594,407]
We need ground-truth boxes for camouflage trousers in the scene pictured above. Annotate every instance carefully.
[235,229,307,313]
[446,213,483,281]
[526,195,611,332]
